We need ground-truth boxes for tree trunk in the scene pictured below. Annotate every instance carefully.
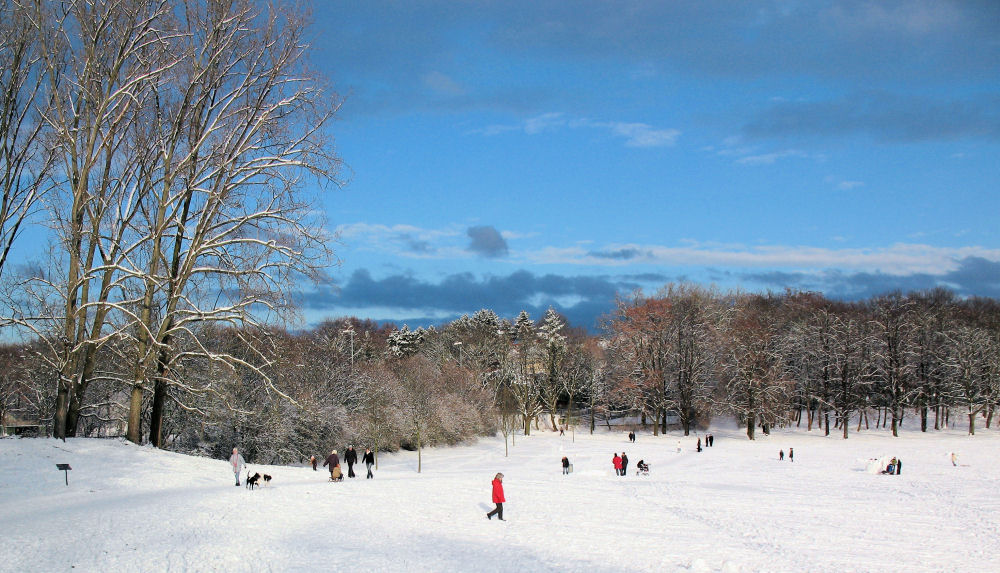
[148,379,167,448]
[746,415,755,440]
[126,383,143,443]
[53,380,70,441]
[65,386,84,438]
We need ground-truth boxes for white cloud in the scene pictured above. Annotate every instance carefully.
[421,71,466,97]
[524,241,1000,276]
[336,222,1000,279]
[836,180,865,190]
[594,121,680,148]
[334,223,465,258]
[736,149,810,165]
[476,113,679,147]
[524,112,567,134]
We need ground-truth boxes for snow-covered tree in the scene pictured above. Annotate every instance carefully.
[510,311,542,435]
[536,307,567,430]
[867,292,917,437]
[387,325,425,358]
[943,325,992,435]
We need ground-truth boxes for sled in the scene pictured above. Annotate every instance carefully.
[330,465,343,481]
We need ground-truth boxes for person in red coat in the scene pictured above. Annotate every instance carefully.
[613,453,622,476]
[486,473,505,521]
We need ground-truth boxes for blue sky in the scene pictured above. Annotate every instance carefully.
[299,0,1000,330]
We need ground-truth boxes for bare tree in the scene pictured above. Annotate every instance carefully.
[0,2,53,283]
[943,325,991,435]
[721,293,790,440]
[868,292,916,437]
[394,356,438,473]
[26,0,176,440]
[354,366,401,468]
[606,284,719,436]
[561,338,600,440]
[122,0,341,446]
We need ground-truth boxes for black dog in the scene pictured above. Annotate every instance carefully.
[262,474,272,486]
[246,472,261,490]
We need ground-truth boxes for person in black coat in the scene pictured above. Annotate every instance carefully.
[344,446,358,478]
[895,458,901,475]
[362,448,375,479]
[561,456,570,475]
[620,452,629,476]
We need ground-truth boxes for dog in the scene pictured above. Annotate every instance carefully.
[262,474,272,486]
[246,471,261,490]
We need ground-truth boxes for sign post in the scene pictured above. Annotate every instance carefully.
[56,463,72,485]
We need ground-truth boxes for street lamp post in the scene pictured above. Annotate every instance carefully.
[343,328,355,367]
[453,341,463,364]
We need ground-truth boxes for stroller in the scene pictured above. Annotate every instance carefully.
[636,460,649,476]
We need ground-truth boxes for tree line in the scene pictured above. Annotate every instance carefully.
[4,285,999,465]
[605,284,999,440]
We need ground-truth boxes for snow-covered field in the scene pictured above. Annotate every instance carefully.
[2,420,998,573]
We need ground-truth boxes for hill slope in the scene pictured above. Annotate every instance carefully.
[2,421,998,572]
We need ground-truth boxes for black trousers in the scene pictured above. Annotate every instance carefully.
[347,462,355,477]
[621,463,628,476]
[487,503,503,520]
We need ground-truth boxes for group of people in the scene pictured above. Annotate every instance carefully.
[778,447,794,462]
[231,445,378,487]
[315,446,377,481]
[695,434,715,452]
[612,452,630,476]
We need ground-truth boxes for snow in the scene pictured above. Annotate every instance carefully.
[2,420,999,573]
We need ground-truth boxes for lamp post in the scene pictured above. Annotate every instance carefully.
[343,328,355,367]
[453,341,463,364]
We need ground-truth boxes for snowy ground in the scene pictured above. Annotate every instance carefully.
[2,419,999,573]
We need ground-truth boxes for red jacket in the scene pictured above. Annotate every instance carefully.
[613,455,622,469]
[491,478,505,503]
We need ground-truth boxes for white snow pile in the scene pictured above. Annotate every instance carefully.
[2,421,998,572]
